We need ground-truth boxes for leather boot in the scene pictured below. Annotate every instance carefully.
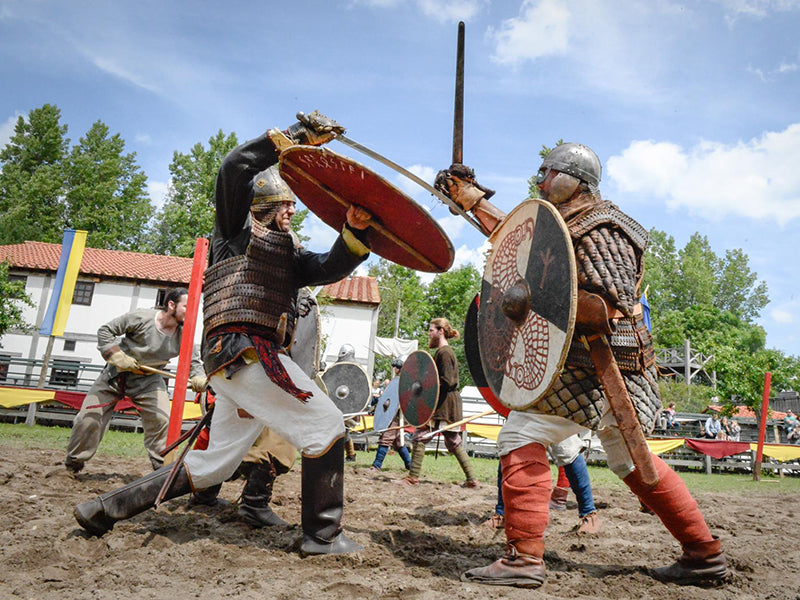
[452,445,480,487]
[344,437,357,462]
[238,461,288,528]
[299,438,363,556]
[576,511,601,534]
[549,486,568,510]
[189,483,229,507]
[74,464,192,536]
[651,536,729,585]
[461,541,546,588]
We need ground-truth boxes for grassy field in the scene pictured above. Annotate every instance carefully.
[2,422,799,494]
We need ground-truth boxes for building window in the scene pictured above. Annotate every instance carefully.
[156,288,168,308]
[48,359,79,387]
[72,281,94,306]
[63,339,76,352]
[0,355,9,382]
[8,274,27,287]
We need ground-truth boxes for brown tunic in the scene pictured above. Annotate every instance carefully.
[432,345,462,424]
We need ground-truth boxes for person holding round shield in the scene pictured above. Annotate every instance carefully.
[437,144,728,588]
[73,112,373,557]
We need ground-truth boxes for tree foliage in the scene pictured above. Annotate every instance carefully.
[0,104,69,244]
[0,262,33,340]
[63,121,152,251]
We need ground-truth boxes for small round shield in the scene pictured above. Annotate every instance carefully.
[279,145,454,273]
[464,293,509,418]
[398,350,439,427]
[478,199,576,411]
[372,377,400,432]
[290,288,321,379]
[321,361,371,416]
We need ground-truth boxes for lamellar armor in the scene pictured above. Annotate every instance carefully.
[203,218,298,345]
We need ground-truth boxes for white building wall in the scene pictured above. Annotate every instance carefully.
[319,302,379,381]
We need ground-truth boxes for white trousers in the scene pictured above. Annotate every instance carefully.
[498,405,637,479]
[184,356,345,490]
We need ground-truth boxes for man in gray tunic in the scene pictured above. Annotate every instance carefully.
[65,288,206,472]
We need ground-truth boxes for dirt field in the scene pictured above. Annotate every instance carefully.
[1,447,799,600]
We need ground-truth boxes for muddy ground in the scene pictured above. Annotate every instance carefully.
[1,446,799,600]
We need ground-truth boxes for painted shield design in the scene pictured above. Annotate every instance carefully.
[398,350,439,427]
[289,288,321,379]
[464,293,509,418]
[279,145,454,273]
[478,199,576,411]
[321,361,371,416]
[372,377,401,432]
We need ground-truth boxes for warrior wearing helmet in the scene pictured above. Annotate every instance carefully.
[437,143,728,587]
[74,111,374,556]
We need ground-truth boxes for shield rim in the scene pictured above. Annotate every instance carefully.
[398,350,440,427]
[279,145,454,273]
[478,198,577,411]
[372,377,401,431]
[464,293,509,418]
[320,361,371,415]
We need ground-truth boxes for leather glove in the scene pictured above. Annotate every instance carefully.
[296,293,317,318]
[107,350,140,373]
[189,375,208,392]
[434,163,496,213]
[285,110,345,146]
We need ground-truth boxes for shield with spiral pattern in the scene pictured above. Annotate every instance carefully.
[478,199,577,411]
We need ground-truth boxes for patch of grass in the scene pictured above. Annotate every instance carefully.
[0,422,149,459]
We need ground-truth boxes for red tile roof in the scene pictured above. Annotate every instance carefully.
[706,405,787,420]
[0,241,380,304]
[321,275,381,305]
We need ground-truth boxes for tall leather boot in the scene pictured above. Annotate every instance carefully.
[624,453,729,584]
[74,464,192,536]
[189,483,226,507]
[452,445,480,488]
[299,438,363,556]
[462,443,550,588]
[238,460,288,528]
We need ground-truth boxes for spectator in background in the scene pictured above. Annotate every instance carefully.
[784,410,798,436]
[719,417,732,441]
[787,421,800,444]
[664,402,680,430]
[729,418,741,442]
[703,413,722,440]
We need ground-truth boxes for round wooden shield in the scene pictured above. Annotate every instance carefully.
[290,289,321,379]
[279,145,454,273]
[321,361,371,415]
[398,350,439,427]
[464,293,509,418]
[478,199,576,411]
[372,377,400,431]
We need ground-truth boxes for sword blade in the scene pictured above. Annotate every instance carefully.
[335,134,486,235]
[452,21,465,165]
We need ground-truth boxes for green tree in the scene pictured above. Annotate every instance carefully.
[0,262,33,339]
[0,104,69,243]
[146,130,239,256]
[422,265,482,386]
[63,121,153,251]
[368,259,427,340]
[715,247,769,322]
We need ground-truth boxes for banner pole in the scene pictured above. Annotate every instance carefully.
[753,372,772,481]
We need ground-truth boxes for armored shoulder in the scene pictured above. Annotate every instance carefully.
[568,201,649,255]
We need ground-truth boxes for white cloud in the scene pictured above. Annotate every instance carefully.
[417,0,484,22]
[435,213,467,240]
[147,180,170,210]
[394,164,437,200]
[135,133,152,144]
[452,239,490,269]
[488,0,571,66]
[606,124,800,224]
[771,308,794,323]
[0,113,20,149]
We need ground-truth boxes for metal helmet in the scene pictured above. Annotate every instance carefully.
[538,143,601,187]
[251,165,295,207]
[337,343,355,362]
[391,357,404,370]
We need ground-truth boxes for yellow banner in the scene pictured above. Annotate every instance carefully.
[646,438,686,455]
[751,443,800,462]
[51,230,87,337]
[0,388,56,408]
[351,416,374,432]
[466,423,501,441]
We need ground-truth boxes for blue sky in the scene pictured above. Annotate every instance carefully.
[1,0,799,357]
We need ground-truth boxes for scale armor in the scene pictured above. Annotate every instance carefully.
[534,200,661,433]
[203,219,298,343]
